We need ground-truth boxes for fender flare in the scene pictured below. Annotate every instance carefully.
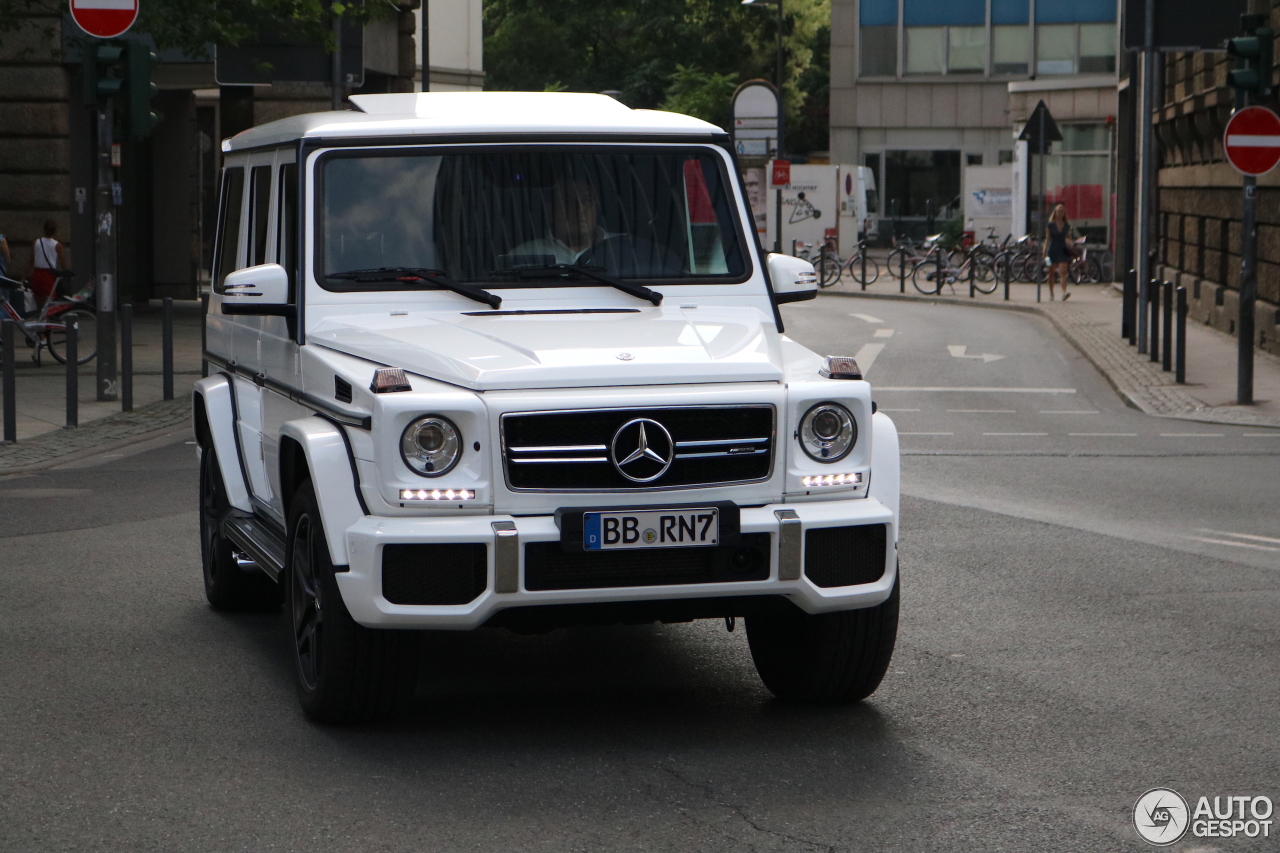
[868,411,900,541]
[279,417,366,566]
[192,375,252,513]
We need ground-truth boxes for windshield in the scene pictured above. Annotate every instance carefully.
[317,147,749,287]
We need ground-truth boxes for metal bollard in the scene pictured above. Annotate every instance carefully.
[1162,281,1173,372]
[162,296,174,401]
[935,247,943,294]
[1149,280,1160,363]
[1176,286,1188,384]
[200,293,209,378]
[1137,278,1148,355]
[64,313,77,429]
[968,253,975,298]
[121,303,133,412]
[1123,268,1136,344]
[860,245,868,292]
[1003,253,1011,301]
[2,319,15,443]
[898,249,906,294]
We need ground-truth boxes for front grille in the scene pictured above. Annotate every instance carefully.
[803,525,887,588]
[382,543,487,605]
[524,533,771,591]
[502,406,774,491]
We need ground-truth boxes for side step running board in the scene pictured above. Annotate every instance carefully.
[223,514,287,582]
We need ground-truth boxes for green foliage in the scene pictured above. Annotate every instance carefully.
[659,65,739,129]
[484,0,831,154]
[940,215,965,249]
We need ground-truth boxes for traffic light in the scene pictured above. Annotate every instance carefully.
[123,42,159,139]
[82,42,124,105]
[1228,21,1274,106]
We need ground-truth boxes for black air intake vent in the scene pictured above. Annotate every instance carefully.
[382,543,487,605]
[334,376,353,403]
[804,525,887,588]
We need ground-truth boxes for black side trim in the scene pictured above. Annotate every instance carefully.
[316,413,371,516]
[219,371,256,507]
[774,290,817,304]
[221,303,298,318]
[208,352,372,430]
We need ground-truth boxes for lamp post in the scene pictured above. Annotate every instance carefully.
[742,0,784,157]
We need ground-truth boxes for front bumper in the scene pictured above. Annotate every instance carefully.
[338,497,897,629]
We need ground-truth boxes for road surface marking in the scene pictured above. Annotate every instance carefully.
[947,344,1005,363]
[1160,433,1223,438]
[879,408,920,412]
[1196,528,1280,546]
[877,387,1077,394]
[874,328,895,338]
[1241,433,1280,438]
[900,432,954,436]
[948,409,1015,414]
[1041,410,1098,414]
[1068,432,1137,437]
[853,342,885,374]
[983,432,1048,436]
[1186,536,1280,553]
[849,313,884,324]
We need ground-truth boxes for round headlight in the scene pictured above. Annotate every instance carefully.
[400,415,462,477]
[799,403,856,462]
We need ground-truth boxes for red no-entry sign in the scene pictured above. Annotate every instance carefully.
[69,0,139,39]
[1224,106,1280,177]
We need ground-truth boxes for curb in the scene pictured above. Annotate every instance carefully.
[814,288,1280,430]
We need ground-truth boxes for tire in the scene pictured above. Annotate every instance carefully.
[816,254,841,288]
[199,443,281,611]
[46,307,98,365]
[911,261,941,295]
[287,480,418,723]
[885,250,913,286]
[746,572,899,703]
[847,255,880,286]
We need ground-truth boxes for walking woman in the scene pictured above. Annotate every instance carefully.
[31,219,69,310]
[1043,204,1073,301]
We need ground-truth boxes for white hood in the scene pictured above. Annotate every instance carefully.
[308,305,783,391]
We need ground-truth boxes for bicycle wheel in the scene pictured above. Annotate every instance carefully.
[847,255,880,286]
[886,249,912,285]
[46,308,98,365]
[911,261,941,295]
[816,254,842,287]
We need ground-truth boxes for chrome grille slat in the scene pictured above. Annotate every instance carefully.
[501,405,775,491]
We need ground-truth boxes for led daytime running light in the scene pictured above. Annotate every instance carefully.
[400,488,476,501]
[801,472,862,488]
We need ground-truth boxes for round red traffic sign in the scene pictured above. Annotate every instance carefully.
[1224,106,1280,177]
[69,0,139,39]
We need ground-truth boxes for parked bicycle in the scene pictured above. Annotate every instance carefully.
[0,272,98,365]
[814,239,879,288]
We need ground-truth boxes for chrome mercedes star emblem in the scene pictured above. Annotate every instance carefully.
[610,418,674,483]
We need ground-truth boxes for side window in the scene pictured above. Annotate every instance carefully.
[277,163,298,292]
[212,167,245,293]
[248,165,273,267]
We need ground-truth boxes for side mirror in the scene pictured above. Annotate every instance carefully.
[767,253,818,304]
[220,263,294,317]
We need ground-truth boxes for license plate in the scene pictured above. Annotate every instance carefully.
[583,508,719,551]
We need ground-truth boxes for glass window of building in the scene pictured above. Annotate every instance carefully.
[1079,23,1116,73]
[998,150,1015,165]
[905,27,945,74]
[1059,123,1109,152]
[885,150,961,221]
[992,26,1029,74]
[948,27,986,73]
[1036,24,1076,75]
[859,0,899,76]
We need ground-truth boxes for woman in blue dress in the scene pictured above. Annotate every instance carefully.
[1043,204,1073,301]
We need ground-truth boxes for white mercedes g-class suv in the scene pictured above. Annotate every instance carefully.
[194,92,900,723]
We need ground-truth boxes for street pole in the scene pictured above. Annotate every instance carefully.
[1136,0,1155,356]
[330,10,343,110]
[420,0,429,92]
[94,103,117,402]
[1239,176,1257,403]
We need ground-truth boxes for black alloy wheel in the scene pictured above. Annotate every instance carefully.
[199,441,279,611]
[290,510,323,693]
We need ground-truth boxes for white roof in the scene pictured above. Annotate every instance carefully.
[223,92,724,152]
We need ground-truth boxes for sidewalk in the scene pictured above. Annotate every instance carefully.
[1,300,203,473]
[819,271,1280,428]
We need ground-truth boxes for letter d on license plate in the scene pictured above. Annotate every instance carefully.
[584,508,719,551]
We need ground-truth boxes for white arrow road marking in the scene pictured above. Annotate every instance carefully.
[849,313,884,324]
[1185,536,1280,553]
[948,344,1005,363]
[1195,528,1280,545]
[853,342,885,375]
[874,328,895,338]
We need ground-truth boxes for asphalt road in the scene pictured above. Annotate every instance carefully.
[0,298,1277,852]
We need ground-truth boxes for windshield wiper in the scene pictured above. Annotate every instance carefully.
[488,264,663,306]
[329,267,501,309]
